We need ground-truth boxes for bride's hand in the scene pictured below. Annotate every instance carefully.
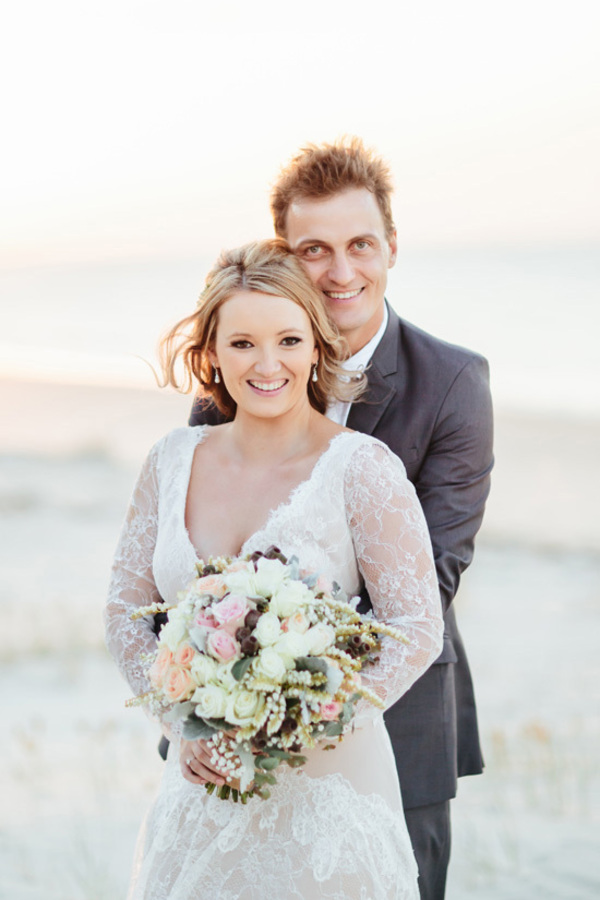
[180,738,227,786]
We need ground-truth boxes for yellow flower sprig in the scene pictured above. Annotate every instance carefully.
[130,601,173,620]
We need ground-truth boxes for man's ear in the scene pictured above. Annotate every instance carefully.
[387,228,398,268]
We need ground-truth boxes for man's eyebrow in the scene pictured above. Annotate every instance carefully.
[294,233,379,247]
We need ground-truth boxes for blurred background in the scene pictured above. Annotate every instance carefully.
[1,1,599,897]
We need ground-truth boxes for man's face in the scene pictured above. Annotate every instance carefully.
[284,188,397,355]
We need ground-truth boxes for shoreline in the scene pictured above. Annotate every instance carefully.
[2,376,599,552]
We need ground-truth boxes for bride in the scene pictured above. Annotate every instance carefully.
[105,239,443,900]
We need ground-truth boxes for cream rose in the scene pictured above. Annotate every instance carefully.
[274,630,311,664]
[159,617,188,653]
[193,684,228,719]
[223,564,256,596]
[282,610,309,634]
[225,689,264,726]
[193,573,227,598]
[305,623,336,656]
[254,611,281,647]
[270,580,311,618]
[254,646,287,682]
[190,653,218,686]
[253,557,289,597]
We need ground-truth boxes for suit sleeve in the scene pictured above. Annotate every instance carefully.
[188,394,227,427]
[414,355,493,614]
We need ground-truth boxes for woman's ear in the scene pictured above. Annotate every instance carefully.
[207,347,218,368]
[312,346,319,366]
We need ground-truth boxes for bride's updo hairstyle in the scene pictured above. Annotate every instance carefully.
[159,239,365,417]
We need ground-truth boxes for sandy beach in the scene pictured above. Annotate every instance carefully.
[1,377,599,898]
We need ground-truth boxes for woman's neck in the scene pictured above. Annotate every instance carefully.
[224,403,328,466]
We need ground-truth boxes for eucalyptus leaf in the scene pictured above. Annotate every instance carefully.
[232,657,253,681]
[162,701,193,723]
[321,721,343,737]
[256,755,281,771]
[295,656,328,675]
[285,754,307,768]
[302,572,319,588]
[182,717,218,741]
[202,717,229,730]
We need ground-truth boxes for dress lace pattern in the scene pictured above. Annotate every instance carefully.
[105,427,443,900]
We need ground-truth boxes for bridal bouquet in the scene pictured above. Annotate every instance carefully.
[130,546,408,802]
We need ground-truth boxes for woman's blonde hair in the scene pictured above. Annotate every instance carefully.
[159,239,365,417]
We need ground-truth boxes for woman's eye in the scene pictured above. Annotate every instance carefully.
[231,340,252,349]
[281,336,301,346]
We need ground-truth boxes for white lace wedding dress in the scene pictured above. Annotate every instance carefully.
[105,426,443,900]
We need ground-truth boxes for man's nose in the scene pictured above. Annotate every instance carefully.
[328,251,355,285]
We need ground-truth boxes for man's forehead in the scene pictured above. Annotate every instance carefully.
[286,188,386,245]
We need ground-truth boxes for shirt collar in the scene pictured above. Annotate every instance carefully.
[341,305,389,373]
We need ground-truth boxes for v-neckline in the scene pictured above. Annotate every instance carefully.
[182,426,352,561]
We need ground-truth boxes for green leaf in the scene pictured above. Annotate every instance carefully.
[340,701,355,724]
[321,721,343,737]
[162,700,193,723]
[264,748,293,760]
[256,755,281,771]
[232,657,253,681]
[202,717,229,730]
[182,717,218,741]
[285,754,307,768]
[254,772,277,786]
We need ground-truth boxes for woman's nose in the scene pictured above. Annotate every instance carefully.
[254,349,282,376]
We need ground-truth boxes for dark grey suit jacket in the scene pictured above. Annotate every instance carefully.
[189,304,494,809]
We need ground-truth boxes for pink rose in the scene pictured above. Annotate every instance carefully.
[315,574,334,594]
[148,646,173,688]
[320,701,342,721]
[206,629,240,662]
[195,610,217,630]
[174,643,196,667]
[163,664,195,702]
[212,594,249,626]
[194,574,227,598]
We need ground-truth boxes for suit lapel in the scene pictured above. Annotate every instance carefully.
[346,305,400,436]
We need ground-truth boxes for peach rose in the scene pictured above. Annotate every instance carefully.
[194,574,227,598]
[206,629,240,662]
[163,664,195,702]
[320,701,342,721]
[174,643,196,667]
[281,611,309,634]
[148,646,173,688]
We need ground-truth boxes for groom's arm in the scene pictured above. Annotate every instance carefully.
[414,355,494,614]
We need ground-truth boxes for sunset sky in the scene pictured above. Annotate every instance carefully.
[2,0,599,268]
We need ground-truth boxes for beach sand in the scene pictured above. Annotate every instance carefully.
[1,377,599,898]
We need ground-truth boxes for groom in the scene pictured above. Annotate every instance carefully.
[188,138,493,899]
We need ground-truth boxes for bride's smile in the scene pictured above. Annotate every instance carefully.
[209,289,318,421]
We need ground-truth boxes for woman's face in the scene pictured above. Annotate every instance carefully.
[210,290,318,420]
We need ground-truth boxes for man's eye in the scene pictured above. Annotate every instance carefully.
[354,240,369,250]
[304,245,323,257]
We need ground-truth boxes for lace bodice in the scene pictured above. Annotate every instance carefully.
[105,426,443,714]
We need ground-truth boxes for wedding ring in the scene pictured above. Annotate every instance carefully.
[186,758,193,766]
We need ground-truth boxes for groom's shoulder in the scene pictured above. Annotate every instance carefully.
[385,307,489,378]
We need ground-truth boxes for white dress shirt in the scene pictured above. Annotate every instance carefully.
[326,306,389,426]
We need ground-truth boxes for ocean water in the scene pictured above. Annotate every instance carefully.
[1,243,599,416]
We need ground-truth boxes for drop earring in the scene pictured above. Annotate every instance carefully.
[312,364,318,383]
[213,366,221,384]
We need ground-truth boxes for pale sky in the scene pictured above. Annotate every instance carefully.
[1,0,599,267]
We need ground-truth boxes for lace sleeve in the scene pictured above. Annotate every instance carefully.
[104,441,162,700]
[344,440,443,713]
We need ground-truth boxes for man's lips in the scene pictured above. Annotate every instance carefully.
[247,379,288,393]
[323,288,365,300]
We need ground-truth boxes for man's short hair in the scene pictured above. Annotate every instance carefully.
[271,136,395,239]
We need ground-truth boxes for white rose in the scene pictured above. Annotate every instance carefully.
[305,623,336,656]
[255,611,282,647]
[159,618,188,653]
[270,580,312,618]
[254,646,287,682]
[274,630,311,664]
[254,557,289,597]
[215,660,238,691]
[223,565,256,597]
[193,684,228,719]
[190,654,218,686]
[225,689,265,726]
[283,610,310,634]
